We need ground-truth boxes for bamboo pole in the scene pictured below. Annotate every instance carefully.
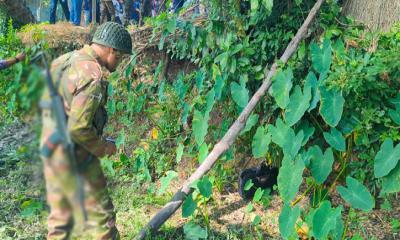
[137,0,326,239]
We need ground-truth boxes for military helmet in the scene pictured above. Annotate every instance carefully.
[92,22,132,54]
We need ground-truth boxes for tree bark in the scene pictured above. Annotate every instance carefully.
[136,0,326,239]
[342,0,400,31]
[0,0,36,26]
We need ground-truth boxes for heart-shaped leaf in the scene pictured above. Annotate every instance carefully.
[158,171,178,195]
[230,80,249,109]
[182,193,197,217]
[184,221,208,240]
[305,71,320,112]
[323,128,346,152]
[268,118,291,148]
[282,130,304,161]
[192,110,209,146]
[285,85,312,126]
[278,156,305,203]
[296,121,315,146]
[240,114,259,135]
[310,39,332,75]
[389,107,400,125]
[198,143,208,164]
[197,176,213,198]
[337,177,375,211]
[279,203,300,239]
[374,139,400,178]
[319,86,345,127]
[313,201,342,239]
[381,163,400,194]
[270,68,293,109]
[309,146,334,184]
[252,126,271,158]
[205,88,216,114]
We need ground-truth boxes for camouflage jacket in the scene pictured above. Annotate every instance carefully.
[41,45,111,158]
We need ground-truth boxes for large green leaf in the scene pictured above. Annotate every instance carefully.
[197,176,213,198]
[192,110,209,146]
[337,177,375,211]
[198,143,208,164]
[319,86,345,127]
[310,39,332,74]
[158,171,178,195]
[183,221,208,240]
[252,126,271,158]
[176,143,184,163]
[205,88,216,114]
[312,201,341,239]
[278,156,305,203]
[305,71,320,112]
[296,121,315,146]
[381,163,400,194]
[282,130,304,161]
[268,118,291,148]
[270,68,293,109]
[182,193,197,217]
[309,146,334,184]
[230,80,249,109]
[240,114,259,135]
[214,74,226,100]
[279,203,300,239]
[285,85,311,126]
[323,128,346,152]
[388,107,400,125]
[374,139,400,178]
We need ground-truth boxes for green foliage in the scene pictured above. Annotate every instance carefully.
[279,203,300,239]
[183,221,208,240]
[319,86,345,127]
[158,170,178,195]
[284,85,311,126]
[381,164,400,194]
[323,128,346,152]
[270,68,293,109]
[192,110,209,147]
[197,176,213,198]
[337,177,375,212]
[251,125,271,158]
[309,146,334,184]
[0,20,45,122]
[310,39,332,75]
[278,156,305,203]
[182,193,197,218]
[312,201,343,240]
[374,139,400,178]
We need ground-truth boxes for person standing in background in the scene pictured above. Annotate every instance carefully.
[100,0,116,23]
[70,0,83,26]
[112,0,124,24]
[84,0,101,26]
[49,0,70,24]
[122,0,133,26]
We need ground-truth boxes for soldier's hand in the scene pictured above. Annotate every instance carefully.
[105,141,117,156]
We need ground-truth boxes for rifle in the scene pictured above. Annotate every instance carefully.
[31,52,87,222]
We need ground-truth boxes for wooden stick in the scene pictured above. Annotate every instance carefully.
[137,0,326,239]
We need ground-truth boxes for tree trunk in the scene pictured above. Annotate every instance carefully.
[0,0,36,26]
[342,0,400,31]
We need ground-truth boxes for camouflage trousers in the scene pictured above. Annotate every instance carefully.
[41,112,119,240]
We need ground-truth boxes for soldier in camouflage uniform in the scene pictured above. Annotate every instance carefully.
[40,22,132,240]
